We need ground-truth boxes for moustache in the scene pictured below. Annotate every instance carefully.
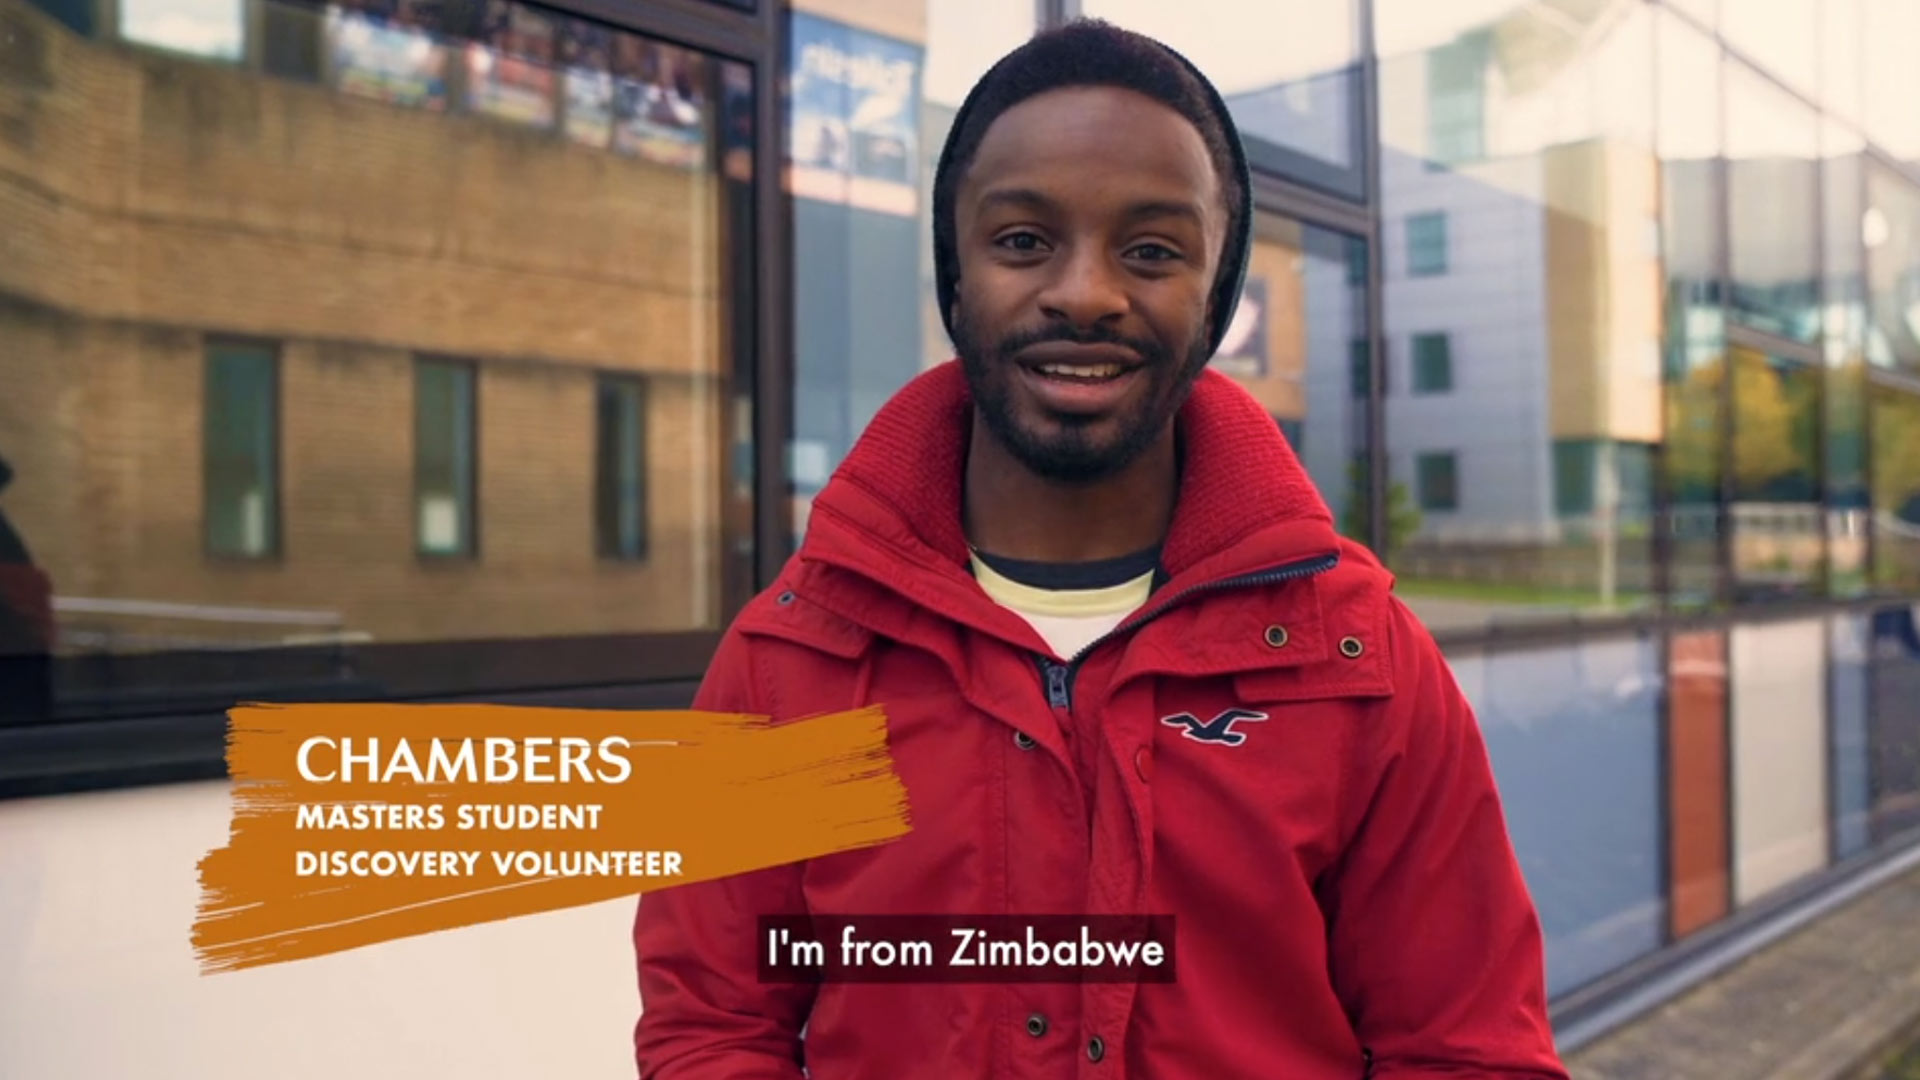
[990,323,1170,364]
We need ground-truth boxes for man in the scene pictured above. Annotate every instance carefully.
[634,19,1567,1079]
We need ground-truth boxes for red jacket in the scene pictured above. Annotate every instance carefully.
[633,362,1567,1079]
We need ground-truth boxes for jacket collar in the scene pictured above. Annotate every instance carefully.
[794,360,1346,624]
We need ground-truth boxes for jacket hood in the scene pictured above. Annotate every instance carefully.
[930,30,1255,362]
[797,361,1345,597]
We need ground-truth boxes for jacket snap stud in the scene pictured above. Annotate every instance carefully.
[1339,636,1364,659]
[1025,1013,1048,1037]
[1264,625,1288,648]
[776,590,795,605]
[1014,731,1037,751]
[1087,1036,1106,1062]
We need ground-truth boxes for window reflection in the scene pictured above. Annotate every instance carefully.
[1081,0,1364,196]
[1659,10,1725,610]
[1727,347,1822,599]
[1863,0,1920,164]
[1820,0,1863,124]
[787,0,1031,544]
[1224,215,1370,547]
[1871,385,1920,592]
[1823,122,1870,597]
[1866,167,1920,593]
[1866,165,1920,376]
[2,0,753,713]
[121,0,244,59]
[1725,62,1820,343]
[1452,637,1667,997]
[1718,0,1817,104]
[1665,0,1716,26]
[1376,0,1662,632]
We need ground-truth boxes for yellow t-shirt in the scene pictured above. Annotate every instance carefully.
[969,551,1155,661]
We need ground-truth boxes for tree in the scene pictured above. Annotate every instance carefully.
[1664,350,1814,501]
[1340,458,1423,558]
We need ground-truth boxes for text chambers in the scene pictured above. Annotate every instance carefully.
[284,736,683,882]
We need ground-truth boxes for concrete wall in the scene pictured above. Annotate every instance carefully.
[0,780,641,1080]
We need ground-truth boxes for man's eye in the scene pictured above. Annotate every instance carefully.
[1130,243,1180,261]
[995,232,1047,252]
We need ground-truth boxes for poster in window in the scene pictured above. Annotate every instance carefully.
[325,1,450,110]
[1212,276,1270,379]
[610,35,709,170]
[559,20,615,149]
[786,12,922,218]
[465,0,558,130]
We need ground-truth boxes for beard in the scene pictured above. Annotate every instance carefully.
[953,305,1212,485]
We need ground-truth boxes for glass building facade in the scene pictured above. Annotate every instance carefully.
[3,0,1920,1024]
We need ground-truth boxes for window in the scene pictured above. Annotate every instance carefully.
[1872,383,1920,592]
[1379,2,1663,632]
[1865,0,1920,162]
[596,375,648,561]
[1407,213,1448,277]
[794,0,1032,547]
[1350,337,1372,399]
[1426,30,1490,167]
[1275,416,1304,449]
[1082,0,1366,197]
[119,0,244,60]
[1720,0,1818,103]
[260,1,325,83]
[204,342,280,558]
[1726,61,1820,343]
[1417,452,1459,512]
[1555,440,1598,517]
[415,358,477,558]
[7,0,752,723]
[1198,213,1370,543]
[1725,347,1822,600]
[1411,333,1452,393]
[27,0,92,34]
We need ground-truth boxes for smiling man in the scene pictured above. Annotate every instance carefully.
[633,19,1568,1080]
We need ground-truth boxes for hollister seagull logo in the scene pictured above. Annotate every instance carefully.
[1161,708,1268,746]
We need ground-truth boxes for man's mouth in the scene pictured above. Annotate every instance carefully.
[1033,362,1129,381]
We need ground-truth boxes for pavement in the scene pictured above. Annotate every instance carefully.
[1566,861,1920,1080]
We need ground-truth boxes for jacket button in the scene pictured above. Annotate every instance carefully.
[776,590,795,605]
[1264,624,1289,648]
[1339,636,1364,658]
[1014,731,1037,751]
[1025,1013,1048,1037]
[1087,1035,1106,1062]
[1134,746,1150,782]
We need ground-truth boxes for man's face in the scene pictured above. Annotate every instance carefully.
[950,85,1226,485]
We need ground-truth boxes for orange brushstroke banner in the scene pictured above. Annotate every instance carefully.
[193,702,909,973]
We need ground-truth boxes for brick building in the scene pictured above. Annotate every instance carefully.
[0,0,747,673]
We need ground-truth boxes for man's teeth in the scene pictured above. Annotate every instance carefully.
[1037,363,1125,378]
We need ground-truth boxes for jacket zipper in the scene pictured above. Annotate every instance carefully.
[1035,551,1339,710]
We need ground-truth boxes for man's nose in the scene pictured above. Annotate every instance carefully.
[1037,245,1128,328]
